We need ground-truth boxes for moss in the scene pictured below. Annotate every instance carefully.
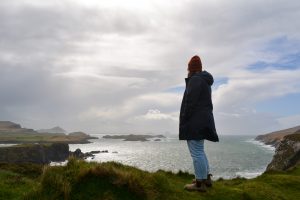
[284,133,300,141]
[0,162,43,178]
[0,168,39,200]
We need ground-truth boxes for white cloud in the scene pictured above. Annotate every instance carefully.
[136,109,178,121]
[0,0,300,135]
[213,69,300,112]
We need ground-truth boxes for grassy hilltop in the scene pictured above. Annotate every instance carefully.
[0,158,299,200]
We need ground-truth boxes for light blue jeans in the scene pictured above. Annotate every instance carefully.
[187,140,210,180]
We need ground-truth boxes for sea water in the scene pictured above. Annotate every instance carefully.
[68,135,275,179]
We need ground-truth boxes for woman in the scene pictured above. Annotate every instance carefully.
[179,55,219,192]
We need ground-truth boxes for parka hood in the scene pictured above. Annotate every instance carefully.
[196,71,214,86]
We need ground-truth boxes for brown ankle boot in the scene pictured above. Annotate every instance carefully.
[184,179,207,192]
[192,174,213,187]
[205,174,213,187]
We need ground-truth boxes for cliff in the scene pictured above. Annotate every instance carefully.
[0,143,69,164]
[255,125,300,147]
[266,133,300,171]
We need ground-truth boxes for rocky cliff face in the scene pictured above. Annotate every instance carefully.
[0,143,69,164]
[266,133,300,171]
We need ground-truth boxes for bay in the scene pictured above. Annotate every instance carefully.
[69,135,275,179]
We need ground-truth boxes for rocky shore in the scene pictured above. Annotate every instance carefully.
[0,143,69,164]
[0,143,109,164]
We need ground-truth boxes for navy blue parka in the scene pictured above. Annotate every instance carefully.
[179,71,219,142]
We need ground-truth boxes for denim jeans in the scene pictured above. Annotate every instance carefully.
[187,140,210,180]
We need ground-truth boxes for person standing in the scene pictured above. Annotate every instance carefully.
[179,55,219,192]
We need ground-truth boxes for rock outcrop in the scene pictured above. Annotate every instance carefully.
[266,133,300,171]
[0,143,109,164]
[0,143,69,164]
[69,149,108,160]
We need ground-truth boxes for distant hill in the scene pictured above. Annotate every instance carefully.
[255,125,300,147]
[0,121,97,144]
[0,121,21,130]
[0,121,37,134]
[37,126,66,134]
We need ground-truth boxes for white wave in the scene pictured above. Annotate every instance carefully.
[245,138,275,152]
[0,144,17,147]
[50,160,68,166]
[236,169,264,179]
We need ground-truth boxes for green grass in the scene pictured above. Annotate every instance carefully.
[0,164,41,200]
[0,159,299,200]
[0,132,89,144]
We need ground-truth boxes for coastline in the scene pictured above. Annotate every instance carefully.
[66,135,274,179]
[0,135,275,179]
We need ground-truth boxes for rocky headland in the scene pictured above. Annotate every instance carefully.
[0,143,69,164]
[256,125,300,171]
[255,125,300,147]
[102,134,165,141]
[0,143,109,164]
[266,132,300,171]
[0,121,98,144]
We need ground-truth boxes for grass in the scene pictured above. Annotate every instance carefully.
[0,158,299,200]
[0,131,91,144]
[0,163,42,200]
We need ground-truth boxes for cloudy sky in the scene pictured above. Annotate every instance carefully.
[1,0,300,135]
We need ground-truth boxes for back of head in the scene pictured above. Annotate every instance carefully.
[188,55,202,77]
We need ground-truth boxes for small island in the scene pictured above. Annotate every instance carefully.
[102,134,165,141]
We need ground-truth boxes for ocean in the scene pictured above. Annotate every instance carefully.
[68,134,275,179]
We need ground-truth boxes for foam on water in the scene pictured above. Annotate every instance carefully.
[236,170,264,179]
[0,144,16,147]
[245,138,275,152]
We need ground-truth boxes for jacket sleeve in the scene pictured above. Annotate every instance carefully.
[183,77,202,121]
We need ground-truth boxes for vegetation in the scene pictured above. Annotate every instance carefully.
[0,131,96,144]
[0,121,97,144]
[0,158,299,200]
